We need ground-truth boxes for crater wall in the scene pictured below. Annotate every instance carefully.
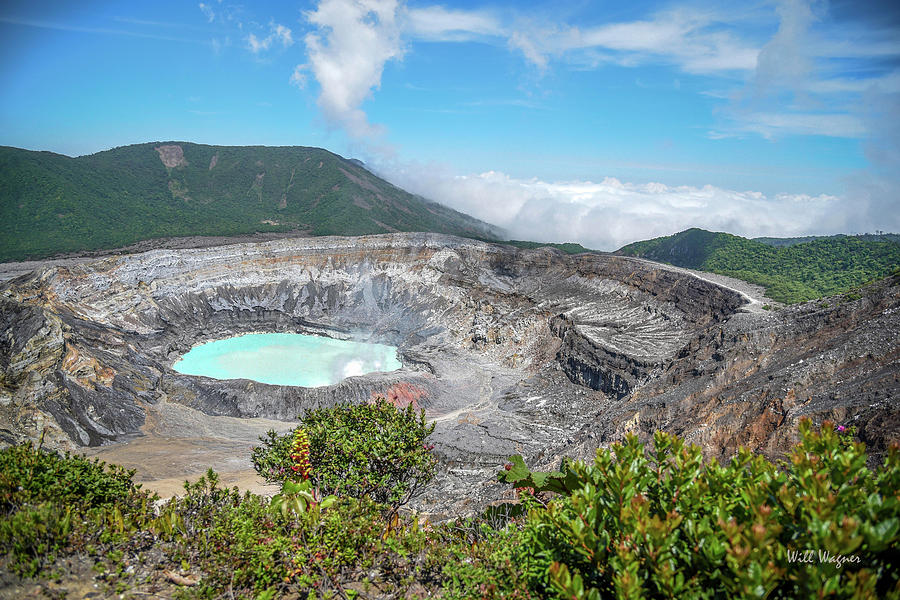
[2,233,896,515]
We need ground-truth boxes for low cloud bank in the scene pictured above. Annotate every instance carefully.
[382,165,856,250]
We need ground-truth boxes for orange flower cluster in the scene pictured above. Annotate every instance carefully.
[290,428,311,481]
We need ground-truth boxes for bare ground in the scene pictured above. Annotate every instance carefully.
[81,396,293,499]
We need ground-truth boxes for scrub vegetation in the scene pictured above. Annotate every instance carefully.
[503,240,597,255]
[251,397,438,508]
[1,407,898,598]
[617,228,900,304]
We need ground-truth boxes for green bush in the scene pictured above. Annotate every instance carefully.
[0,502,73,576]
[0,442,157,576]
[502,419,900,599]
[430,515,538,600]
[0,442,151,512]
[252,397,438,507]
[159,469,435,597]
[250,429,296,483]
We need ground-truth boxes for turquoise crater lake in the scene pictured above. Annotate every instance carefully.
[172,333,402,387]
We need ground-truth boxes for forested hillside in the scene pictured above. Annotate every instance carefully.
[754,232,900,247]
[0,143,500,261]
[617,228,900,303]
[503,240,597,254]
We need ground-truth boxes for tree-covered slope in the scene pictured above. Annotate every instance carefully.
[616,228,900,303]
[503,239,597,254]
[0,143,501,261]
[754,233,900,247]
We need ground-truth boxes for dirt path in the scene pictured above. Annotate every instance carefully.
[626,256,780,313]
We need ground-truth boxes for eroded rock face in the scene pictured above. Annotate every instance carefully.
[1,233,897,515]
[155,144,186,168]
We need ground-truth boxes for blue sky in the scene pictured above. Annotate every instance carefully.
[2,0,899,249]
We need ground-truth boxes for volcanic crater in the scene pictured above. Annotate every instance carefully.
[1,233,897,514]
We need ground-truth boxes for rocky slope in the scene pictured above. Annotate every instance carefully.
[1,233,897,515]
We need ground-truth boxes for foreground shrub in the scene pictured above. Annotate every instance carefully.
[157,469,440,598]
[0,442,157,576]
[430,510,539,600]
[501,419,900,599]
[0,441,149,512]
[252,397,437,507]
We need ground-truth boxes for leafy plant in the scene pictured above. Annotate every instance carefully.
[0,502,72,576]
[250,429,294,483]
[0,441,152,512]
[501,419,900,599]
[0,442,158,576]
[252,397,438,508]
[499,454,582,496]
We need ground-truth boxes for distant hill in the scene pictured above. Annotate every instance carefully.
[754,233,900,247]
[616,228,900,303]
[503,240,597,254]
[0,143,501,262]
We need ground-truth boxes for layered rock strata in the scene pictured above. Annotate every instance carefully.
[1,233,897,515]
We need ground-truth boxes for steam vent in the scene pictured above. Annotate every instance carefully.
[1,233,898,514]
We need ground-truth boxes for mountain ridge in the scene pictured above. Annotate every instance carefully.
[615,227,900,303]
[0,142,502,262]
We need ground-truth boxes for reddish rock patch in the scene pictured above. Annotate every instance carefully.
[373,382,428,410]
[155,144,186,168]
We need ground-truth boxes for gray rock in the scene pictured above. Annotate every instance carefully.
[1,232,897,516]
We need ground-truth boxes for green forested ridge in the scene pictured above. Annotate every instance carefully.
[754,232,900,247]
[616,228,900,303]
[0,143,500,262]
[503,240,597,254]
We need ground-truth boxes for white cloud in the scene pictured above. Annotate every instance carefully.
[737,111,867,139]
[247,33,268,53]
[711,0,900,141]
[290,64,307,89]
[246,22,294,54]
[405,6,502,41]
[508,30,550,71]
[303,0,404,139]
[198,3,215,23]
[274,24,293,46]
[509,8,760,75]
[751,0,818,98]
[383,166,851,250]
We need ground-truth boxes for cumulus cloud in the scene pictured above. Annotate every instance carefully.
[302,0,403,140]
[383,166,850,250]
[247,22,294,54]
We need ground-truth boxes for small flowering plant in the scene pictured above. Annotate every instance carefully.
[288,428,311,481]
[252,397,438,508]
[270,428,338,518]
